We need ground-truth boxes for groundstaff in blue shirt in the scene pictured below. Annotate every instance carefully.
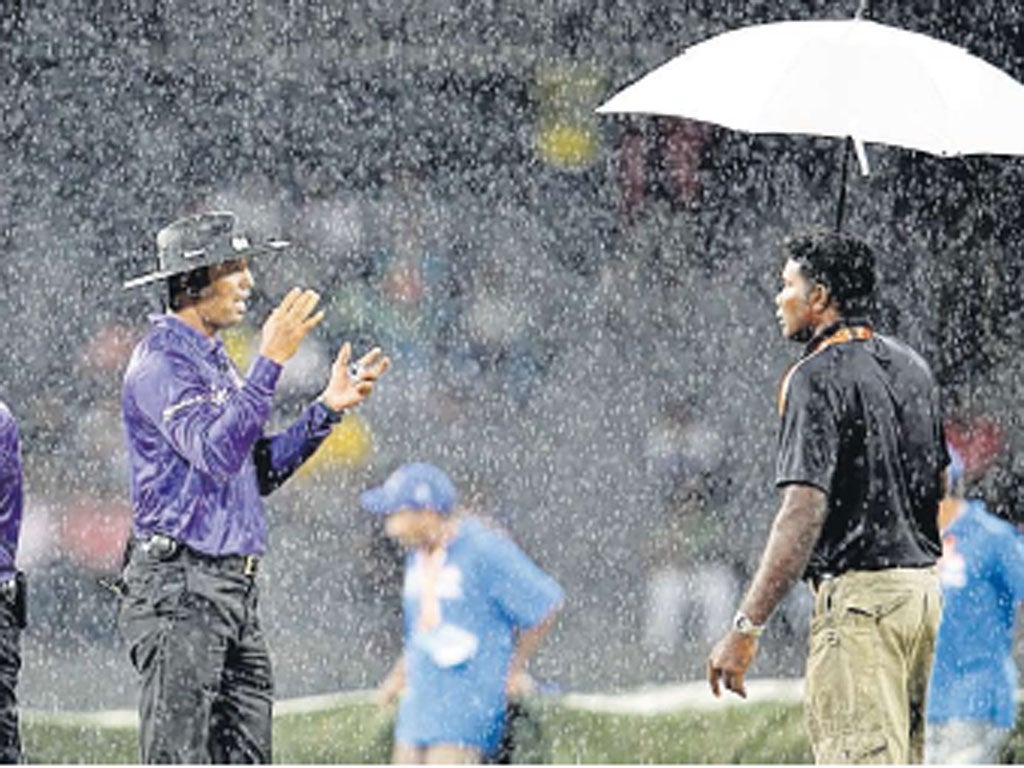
[926,447,1024,764]
[365,462,563,764]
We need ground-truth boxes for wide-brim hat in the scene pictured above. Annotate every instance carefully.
[123,210,290,289]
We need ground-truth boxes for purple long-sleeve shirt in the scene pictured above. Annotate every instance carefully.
[122,314,340,557]
[0,402,23,582]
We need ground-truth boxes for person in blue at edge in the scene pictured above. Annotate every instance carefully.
[926,445,1024,764]
[0,403,25,764]
[119,210,390,764]
[367,463,564,764]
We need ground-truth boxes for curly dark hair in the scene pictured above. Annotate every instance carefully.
[167,267,211,311]
[785,229,876,317]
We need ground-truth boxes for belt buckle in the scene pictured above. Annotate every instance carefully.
[143,534,179,561]
[808,573,835,592]
[243,555,258,577]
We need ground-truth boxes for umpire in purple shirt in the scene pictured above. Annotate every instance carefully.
[0,403,24,763]
[120,211,390,763]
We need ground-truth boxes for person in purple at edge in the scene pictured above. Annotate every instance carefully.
[119,211,390,764]
[0,403,25,764]
[367,463,563,764]
[926,446,1024,764]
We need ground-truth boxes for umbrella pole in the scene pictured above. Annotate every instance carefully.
[835,137,852,232]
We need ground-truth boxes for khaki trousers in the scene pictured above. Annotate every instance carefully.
[805,567,940,764]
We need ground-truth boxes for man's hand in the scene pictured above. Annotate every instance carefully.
[707,631,759,699]
[320,343,390,413]
[259,288,325,365]
[707,485,825,700]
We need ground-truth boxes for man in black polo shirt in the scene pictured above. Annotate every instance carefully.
[707,230,947,764]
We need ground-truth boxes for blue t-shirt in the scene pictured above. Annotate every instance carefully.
[396,518,564,751]
[927,501,1024,728]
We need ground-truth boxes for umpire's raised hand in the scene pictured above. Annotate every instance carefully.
[259,287,326,364]
[320,343,391,412]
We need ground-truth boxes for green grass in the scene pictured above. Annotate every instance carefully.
[20,699,814,764]
[537,702,811,764]
[271,703,393,764]
[22,720,138,765]
[29,691,1024,764]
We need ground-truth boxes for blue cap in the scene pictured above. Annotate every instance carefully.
[360,462,458,516]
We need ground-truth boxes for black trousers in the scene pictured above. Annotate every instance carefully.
[119,546,273,764]
[0,593,21,765]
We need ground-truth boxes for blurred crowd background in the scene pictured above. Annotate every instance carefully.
[4,0,1024,710]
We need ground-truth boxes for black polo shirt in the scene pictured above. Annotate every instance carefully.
[776,321,946,580]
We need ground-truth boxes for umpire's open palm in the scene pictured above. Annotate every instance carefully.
[260,288,325,364]
[320,343,390,412]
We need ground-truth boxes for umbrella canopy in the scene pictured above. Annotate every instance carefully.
[597,19,1024,160]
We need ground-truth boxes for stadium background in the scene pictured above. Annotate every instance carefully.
[3,0,1024,715]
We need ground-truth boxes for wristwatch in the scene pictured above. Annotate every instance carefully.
[732,611,766,637]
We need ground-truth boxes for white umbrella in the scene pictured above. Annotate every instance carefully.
[598,18,1024,182]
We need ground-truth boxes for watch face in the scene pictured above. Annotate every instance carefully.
[733,612,762,636]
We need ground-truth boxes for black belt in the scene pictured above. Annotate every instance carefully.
[139,534,260,577]
[182,547,260,577]
[0,577,16,602]
[807,573,836,592]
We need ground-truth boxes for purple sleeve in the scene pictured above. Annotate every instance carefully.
[252,401,341,495]
[0,408,23,576]
[129,349,282,481]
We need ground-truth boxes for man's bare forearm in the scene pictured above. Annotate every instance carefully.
[739,484,827,626]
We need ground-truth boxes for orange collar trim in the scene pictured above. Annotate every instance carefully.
[777,325,873,417]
